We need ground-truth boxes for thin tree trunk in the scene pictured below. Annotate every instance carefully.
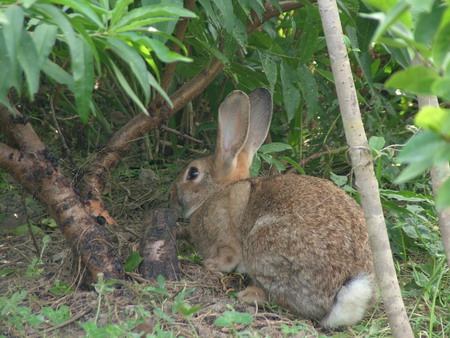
[317,0,413,336]
[412,56,450,266]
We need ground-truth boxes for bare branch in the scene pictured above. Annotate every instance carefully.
[161,125,208,147]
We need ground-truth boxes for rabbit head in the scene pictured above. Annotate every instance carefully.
[170,88,272,219]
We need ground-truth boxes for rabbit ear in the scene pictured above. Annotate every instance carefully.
[214,90,250,179]
[236,88,273,172]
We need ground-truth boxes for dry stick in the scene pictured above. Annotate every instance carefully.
[21,188,40,255]
[413,57,450,267]
[49,99,77,170]
[286,146,348,174]
[160,125,207,147]
[317,0,414,336]
[83,1,306,199]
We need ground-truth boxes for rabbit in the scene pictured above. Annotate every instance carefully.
[170,88,376,328]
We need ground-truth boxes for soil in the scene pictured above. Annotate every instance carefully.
[0,166,379,337]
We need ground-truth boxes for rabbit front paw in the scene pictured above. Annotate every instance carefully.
[238,286,267,305]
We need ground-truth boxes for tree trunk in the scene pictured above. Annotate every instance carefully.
[317,0,414,336]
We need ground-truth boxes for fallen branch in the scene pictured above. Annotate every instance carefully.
[0,106,124,285]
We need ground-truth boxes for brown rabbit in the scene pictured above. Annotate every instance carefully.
[170,88,376,328]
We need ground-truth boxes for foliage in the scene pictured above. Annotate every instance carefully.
[363,0,450,208]
[1,0,449,336]
[0,0,195,121]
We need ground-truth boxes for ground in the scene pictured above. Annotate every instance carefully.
[0,161,391,337]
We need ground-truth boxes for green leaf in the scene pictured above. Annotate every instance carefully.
[214,0,234,31]
[396,131,450,183]
[369,136,386,152]
[385,65,439,95]
[31,23,58,66]
[298,64,318,120]
[111,0,134,27]
[433,77,450,101]
[379,189,432,202]
[280,62,300,122]
[436,177,450,210]
[259,142,292,154]
[214,316,233,327]
[0,267,16,277]
[278,156,306,174]
[414,5,446,46]
[73,38,94,123]
[197,0,220,27]
[108,60,148,114]
[250,154,262,177]
[17,31,40,100]
[297,5,319,62]
[41,59,75,90]
[13,224,44,235]
[432,22,450,70]
[405,0,435,13]
[2,5,24,92]
[114,4,196,29]
[259,52,277,92]
[330,172,348,187]
[51,0,103,27]
[104,36,150,104]
[114,17,177,33]
[226,311,253,325]
[119,33,191,63]
[414,106,450,136]
[124,252,143,272]
[49,280,74,296]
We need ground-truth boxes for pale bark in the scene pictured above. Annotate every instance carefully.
[412,58,450,266]
[317,0,413,336]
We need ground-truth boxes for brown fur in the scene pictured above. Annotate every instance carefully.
[169,89,375,325]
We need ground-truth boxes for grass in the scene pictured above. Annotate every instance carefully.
[0,143,449,337]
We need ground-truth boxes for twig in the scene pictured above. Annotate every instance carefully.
[299,146,348,166]
[161,125,207,147]
[286,146,348,173]
[37,307,92,335]
[21,189,40,255]
[49,99,77,171]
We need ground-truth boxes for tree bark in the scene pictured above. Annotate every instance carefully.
[0,141,124,285]
[139,209,179,280]
[317,0,413,336]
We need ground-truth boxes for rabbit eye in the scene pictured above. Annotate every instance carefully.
[187,167,200,181]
